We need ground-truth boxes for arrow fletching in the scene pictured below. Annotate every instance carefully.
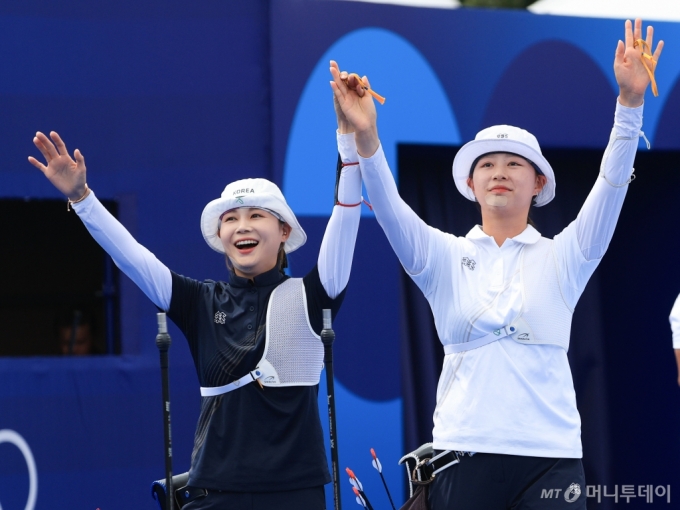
[346,466,363,490]
[370,448,383,473]
[353,487,367,507]
[371,447,396,510]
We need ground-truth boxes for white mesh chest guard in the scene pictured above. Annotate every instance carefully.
[200,278,323,397]
[258,278,324,387]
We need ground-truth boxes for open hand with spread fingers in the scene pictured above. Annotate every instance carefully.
[614,18,664,107]
[28,131,89,203]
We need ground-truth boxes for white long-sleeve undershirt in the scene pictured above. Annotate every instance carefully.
[351,102,644,457]
[72,165,362,310]
[358,100,643,275]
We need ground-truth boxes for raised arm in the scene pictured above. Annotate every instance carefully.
[317,154,362,299]
[29,132,172,310]
[317,69,363,298]
[571,19,663,262]
[329,61,431,275]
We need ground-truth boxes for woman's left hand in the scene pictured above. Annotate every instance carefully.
[331,61,355,135]
[614,18,664,107]
[329,60,380,158]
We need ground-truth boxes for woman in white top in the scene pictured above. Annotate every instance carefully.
[669,295,680,386]
[330,18,662,510]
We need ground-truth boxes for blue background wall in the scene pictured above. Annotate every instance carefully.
[2,1,680,509]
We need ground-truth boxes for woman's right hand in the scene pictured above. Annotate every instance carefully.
[28,131,88,201]
[330,60,380,158]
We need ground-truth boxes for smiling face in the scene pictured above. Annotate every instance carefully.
[466,152,547,216]
[218,207,291,279]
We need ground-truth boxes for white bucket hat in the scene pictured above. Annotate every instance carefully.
[200,178,306,254]
[452,125,555,207]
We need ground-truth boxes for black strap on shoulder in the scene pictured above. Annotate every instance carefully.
[334,153,342,206]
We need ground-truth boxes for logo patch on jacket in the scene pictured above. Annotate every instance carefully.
[214,311,227,324]
[461,257,476,270]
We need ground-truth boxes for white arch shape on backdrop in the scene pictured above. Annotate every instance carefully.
[0,429,38,510]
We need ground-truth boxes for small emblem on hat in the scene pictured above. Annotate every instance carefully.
[497,133,508,139]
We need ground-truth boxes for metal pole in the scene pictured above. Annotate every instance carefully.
[156,313,174,510]
[321,309,342,510]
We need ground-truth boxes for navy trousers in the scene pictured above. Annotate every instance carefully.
[428,453,587,510]
[182,485,325,510]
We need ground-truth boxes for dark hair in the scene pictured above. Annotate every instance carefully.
[468,151,542,228]
[277,244,288,273]
[55,307,94,332]
[54,307,97,355]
